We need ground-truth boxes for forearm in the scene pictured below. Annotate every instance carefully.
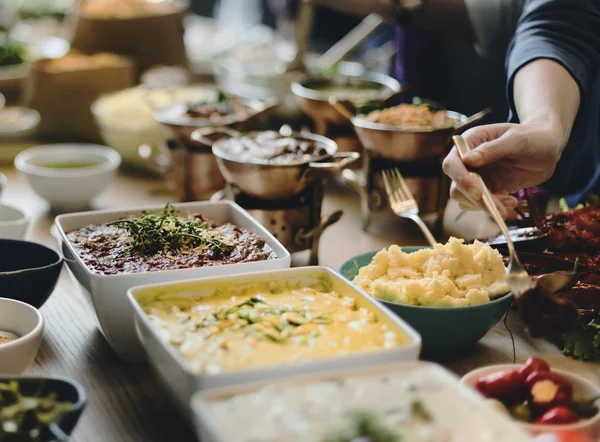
[513,59,580,153]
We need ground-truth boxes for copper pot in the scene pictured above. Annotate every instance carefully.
[291,72,401,128]
[193,128,359,200]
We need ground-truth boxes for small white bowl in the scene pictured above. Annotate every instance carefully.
[0,298,45,374]
[0,204,30,239]
[14,144,121,211]
[0,106,41,138]
[461,364,600,436]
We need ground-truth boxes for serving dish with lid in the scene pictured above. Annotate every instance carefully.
[54,201,291,363]
[191,361,534,442]
[127,266,421,412]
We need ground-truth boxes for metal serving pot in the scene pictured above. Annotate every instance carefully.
[291,72,402,129]
[153,97,277,148]
[192,127,359,200]
[328,99,491,162]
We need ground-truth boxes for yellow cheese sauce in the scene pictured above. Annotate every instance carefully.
[143,281,400,374]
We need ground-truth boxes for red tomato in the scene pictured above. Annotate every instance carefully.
[534,430,596,442]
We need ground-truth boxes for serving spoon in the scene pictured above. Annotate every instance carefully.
[453,135,579,337]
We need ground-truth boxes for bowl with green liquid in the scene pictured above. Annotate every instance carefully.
[14,143,121,211]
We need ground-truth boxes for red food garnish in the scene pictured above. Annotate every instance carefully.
[475,370,527,404]
[526,371,574,411]
[536,406,580,425]
[518,357,550,379]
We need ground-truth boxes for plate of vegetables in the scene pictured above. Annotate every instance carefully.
[0,377,86,442]
[0,32,27,91]
[461,358,600,436]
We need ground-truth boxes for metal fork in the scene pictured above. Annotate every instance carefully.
[452,135,577,297]
[382,168,437,247]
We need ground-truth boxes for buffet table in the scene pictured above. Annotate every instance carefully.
[1,162,599,442]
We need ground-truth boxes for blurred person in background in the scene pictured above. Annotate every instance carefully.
[309,0,600,214]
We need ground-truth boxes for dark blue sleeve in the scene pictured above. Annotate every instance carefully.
[506,0,600,122]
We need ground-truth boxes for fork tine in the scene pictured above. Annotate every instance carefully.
[382,170,396,204]
[393,168,416,202]
[389,168,408,202]
[386,169,405,204]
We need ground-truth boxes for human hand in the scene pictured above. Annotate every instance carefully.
[442,122,565,219]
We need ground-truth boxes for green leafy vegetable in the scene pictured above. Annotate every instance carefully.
[323,411,401,442]
[0,34,25,68]
[559,193,600,211]
[560,317,600,361]
[111,203,231,258]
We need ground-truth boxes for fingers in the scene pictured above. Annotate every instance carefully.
[461,124,515,168]
[442,147,483,201]
[451,183,518,219]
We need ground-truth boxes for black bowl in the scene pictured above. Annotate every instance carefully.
[0,239,63,308]
[0,376,87,442]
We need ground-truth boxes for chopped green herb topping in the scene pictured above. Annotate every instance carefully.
[111,203,231,258]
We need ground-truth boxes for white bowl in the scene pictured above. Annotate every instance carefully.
[0,298,45,374]
[128,267,422,415]
[0,204,30,239]
[54,201,291,363]
[192,362,534,442]
[0,106,40,138]
[14,144,121,210]
[461,364,600,436]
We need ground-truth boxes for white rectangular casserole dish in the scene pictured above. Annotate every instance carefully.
[127,267,422,412]
[191,361,535,442]
[55,201,291,363]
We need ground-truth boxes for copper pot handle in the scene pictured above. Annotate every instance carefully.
[308,152,360,174]
[454,107,492,133]
[190,126,241,146]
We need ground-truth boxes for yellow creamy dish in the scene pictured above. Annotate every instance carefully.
[353,237,508,307]
[143,280,400,374]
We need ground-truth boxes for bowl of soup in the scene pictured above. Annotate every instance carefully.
[14,143,121,211]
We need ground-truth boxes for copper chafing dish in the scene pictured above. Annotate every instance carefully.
[290,72,402,130]
[192,128,359,200]
[153,96,277,147]
[331,100,491,162]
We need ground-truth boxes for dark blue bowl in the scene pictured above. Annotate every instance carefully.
[0,239,63,308]
[0,376,86,442]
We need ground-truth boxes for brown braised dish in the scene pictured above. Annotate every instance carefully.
[66,204,276,275]
[216,131,328,164]
[363,104,455,129]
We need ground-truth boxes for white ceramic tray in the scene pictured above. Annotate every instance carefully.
[192,361,535,442]
[55,201,291,363]
[128,267,422,413]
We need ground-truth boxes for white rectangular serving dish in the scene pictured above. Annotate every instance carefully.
[128,267,422,413]
[55,201,291,363]
[192,361,535,442]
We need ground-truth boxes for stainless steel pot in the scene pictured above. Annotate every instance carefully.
[291,72,402,129]
[153,97,277,148]
[192,127,359,200]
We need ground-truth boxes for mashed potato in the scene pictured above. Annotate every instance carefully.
[352,237,508,307]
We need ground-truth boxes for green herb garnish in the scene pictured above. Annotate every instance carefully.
[111,203,231,258]
[0,34,25,67]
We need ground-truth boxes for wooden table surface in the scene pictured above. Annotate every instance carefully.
[2,163,599,442]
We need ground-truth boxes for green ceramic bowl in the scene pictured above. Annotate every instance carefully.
[339,246,514,357]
